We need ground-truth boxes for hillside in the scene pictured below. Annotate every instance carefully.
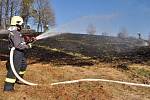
[0,33,150,100]
[36,33,150,62]
[38,34,147,52]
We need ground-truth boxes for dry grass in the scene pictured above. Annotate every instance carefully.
[0,35,150,99]
[0,61,150,100]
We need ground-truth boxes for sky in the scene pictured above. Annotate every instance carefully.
[51,0,150,39]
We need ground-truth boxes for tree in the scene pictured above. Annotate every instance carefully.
[86,24,96,35]
[0,0,55,31]
[41,7,55,32]
[0,0,21,29]
[0,0,11,29]
[20,0,34,26]
[0,0,2,28]
[102,32,109,36]
[148,32,150,42]
[32,0,55,32]
[4,0,10,28]
[117,27,128,38]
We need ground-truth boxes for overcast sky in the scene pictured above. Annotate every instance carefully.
[51,0,150,38]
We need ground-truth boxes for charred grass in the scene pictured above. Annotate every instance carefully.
[0,35,150,100]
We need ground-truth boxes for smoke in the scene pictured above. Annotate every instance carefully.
[36,14,120,40]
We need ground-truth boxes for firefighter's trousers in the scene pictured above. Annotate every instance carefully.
[4,49,27,91]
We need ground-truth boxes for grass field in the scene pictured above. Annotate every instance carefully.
[0,34,150,100]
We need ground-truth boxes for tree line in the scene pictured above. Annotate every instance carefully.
[0,0,55,32]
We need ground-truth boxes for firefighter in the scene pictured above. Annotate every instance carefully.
[4,16,32,92]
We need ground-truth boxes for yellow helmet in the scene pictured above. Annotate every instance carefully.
[11,16,23,26]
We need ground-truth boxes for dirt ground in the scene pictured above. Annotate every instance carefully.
[0,60,150,100]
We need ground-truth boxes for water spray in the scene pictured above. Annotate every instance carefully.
[36,31,62,40]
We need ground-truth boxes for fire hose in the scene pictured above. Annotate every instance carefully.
[10,47,38,86]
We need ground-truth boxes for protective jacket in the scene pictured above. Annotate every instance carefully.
[4,26,29,91]
[8,26,29,50]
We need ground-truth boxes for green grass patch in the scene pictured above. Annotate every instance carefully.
[136,68,150,78]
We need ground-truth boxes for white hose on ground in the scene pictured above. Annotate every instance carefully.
[50,79,150,88]
[10,47,38,86]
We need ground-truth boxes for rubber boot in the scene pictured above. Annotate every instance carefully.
[4,82,14,92]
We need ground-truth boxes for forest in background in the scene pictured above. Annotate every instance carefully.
[0,0,55,32]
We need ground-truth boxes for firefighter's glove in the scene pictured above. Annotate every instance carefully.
[28,43,32,48]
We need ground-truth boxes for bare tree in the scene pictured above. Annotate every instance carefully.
[102,32,109,36]
[0,0,55,31]
[20,0,34,26]
[118,27,128,38]
[41,7,55,32]
[0,0,2,28]
[4,0,10,28]
[86,24,96,35]
[32,0,55,32]
[0,0,10,29]
[0,0,21,29]
[148,32,150,42]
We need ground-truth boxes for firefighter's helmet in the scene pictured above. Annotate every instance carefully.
[11,16,23,26]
